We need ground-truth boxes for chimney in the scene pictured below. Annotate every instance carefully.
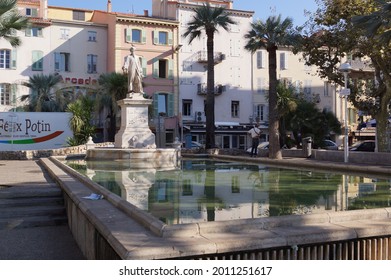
[144,10,149,17]
[107,0,112,12]
[40,0,48,19]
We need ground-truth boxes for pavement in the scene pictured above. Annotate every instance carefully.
[0,160,85,260]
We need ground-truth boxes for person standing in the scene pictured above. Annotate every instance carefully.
[122,46,143,95]
[248,125,261,157]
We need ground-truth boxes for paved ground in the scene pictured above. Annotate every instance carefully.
[0,160,85,260]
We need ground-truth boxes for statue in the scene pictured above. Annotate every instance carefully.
[122,46,143,96]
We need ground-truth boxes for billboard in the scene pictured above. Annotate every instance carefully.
[0,112,73,151]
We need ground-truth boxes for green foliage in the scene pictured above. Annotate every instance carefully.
[244,15,301,159]
[0,0,29,47]
[298,0,391,152]
[96,72,128,141]
[21,74,71,112]
[285,98,341,148]
[66,95,96,146]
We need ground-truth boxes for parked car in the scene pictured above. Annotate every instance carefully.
[246,141,269,153]
[320,139,339,150]
[349,140,376,152]
[182,141,204,149]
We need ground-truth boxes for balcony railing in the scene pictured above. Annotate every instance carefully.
[197,83,226,96]
[196,51,225,64]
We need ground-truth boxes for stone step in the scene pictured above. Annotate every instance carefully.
[0,215,68,230]
[0,196,64,208]
[0,186,62,199]
[0,205,66,219]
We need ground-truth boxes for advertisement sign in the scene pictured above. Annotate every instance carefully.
[0,112,73,151]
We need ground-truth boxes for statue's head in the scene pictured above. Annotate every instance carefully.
[130,46,136,52]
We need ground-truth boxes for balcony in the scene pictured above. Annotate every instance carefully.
[197,83,226,96]
[196,51,225,64]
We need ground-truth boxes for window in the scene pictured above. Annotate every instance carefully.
[153,93,174,117]
[159,31,167,45]
[125,28,146,44]
[304,80,312,95]
[324,81,330,97]
[87,54,97,73]
[60,29,70,40]
[25,8,38,17]
[32,51,43,71]
[230,39,240,57]
[255,104,265,121]
[25,27,43,37]
[133,29,142,43]
[182,99,192,116]
[0,49,11,69]
[231,101,239,118]
[153,59,173,79]
[88,31,97,42]
[54,52,70,72]
[280,52,288,70]
[0,84,11,105]
[154,31,172,45]
[257,77,267,94]
[73,10,85,21]
[257,51,265,69]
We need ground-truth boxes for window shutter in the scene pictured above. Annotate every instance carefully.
[152,58,159,78]
[168,59,174,79]
[32,51,43,70]
[11,49,17,69]
[168,31,173,45]
[167,93,174,117]
[153,93,159,117]
[142,29,146,44]
[257,51,262,69]
[141,57,147,76]
[153,30,159,45]
[25,28,31,37]
[125,28,132,43]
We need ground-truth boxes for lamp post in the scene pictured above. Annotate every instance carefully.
[338,62,352,163]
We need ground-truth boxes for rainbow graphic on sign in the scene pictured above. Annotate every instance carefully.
[0,131,64,144]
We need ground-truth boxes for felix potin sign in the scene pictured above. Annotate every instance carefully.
[0,112,73,151]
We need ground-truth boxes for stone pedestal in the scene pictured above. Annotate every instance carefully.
[114,93,156,149]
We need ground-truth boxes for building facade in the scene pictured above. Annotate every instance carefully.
[152,0,254,149]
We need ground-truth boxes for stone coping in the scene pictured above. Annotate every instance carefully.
[41,156,391,260]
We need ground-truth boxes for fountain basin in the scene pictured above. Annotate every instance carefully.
[86,148,180,169]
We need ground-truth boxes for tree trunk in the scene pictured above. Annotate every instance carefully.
[375,83,391,152]
[205,30,216,149]
[267,46,282,159]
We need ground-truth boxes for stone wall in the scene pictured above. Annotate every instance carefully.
[0,142,114,160]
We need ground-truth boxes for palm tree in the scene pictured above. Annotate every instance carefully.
[97,72,128,141]
[21,73,69,112]
[0,0,29,47]
[66,95,96,146]
[244,15,299,159]
[276,81,298,147]
[183,3,236,149]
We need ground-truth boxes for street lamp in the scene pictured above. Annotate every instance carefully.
[339,62,352,163]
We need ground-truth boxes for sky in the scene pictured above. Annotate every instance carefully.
[48,0,318,26]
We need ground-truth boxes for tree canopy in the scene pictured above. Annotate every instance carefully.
[0,0,29,47]
[298,0,391,152]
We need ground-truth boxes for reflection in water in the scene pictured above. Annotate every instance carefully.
[67,159,391,225]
